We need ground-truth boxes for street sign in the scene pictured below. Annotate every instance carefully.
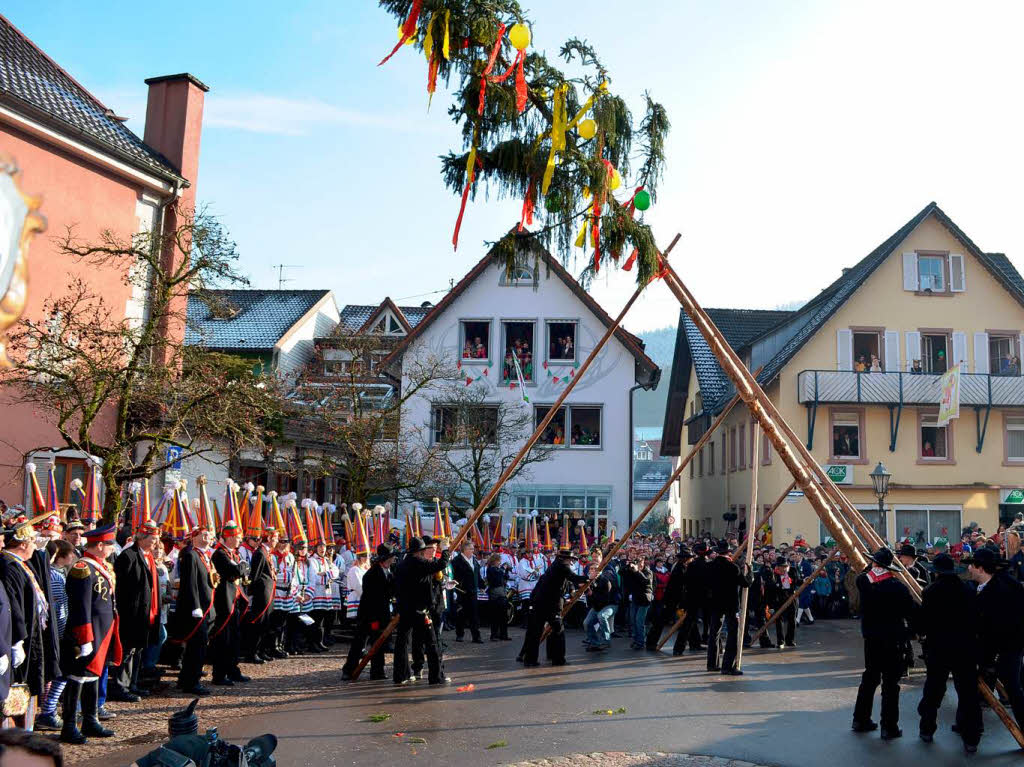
[824,464,853,485]
[166,446,184,470]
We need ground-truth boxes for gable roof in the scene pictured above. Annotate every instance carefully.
[661,308,793,455]
[338,300,431,334]
[185,289,332,352]
[659,202,1024,456]
[380,230,659,386]
[0,14,183,183]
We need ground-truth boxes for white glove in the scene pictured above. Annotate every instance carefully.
[12,641,25,668]
[0,654,8,675]
[191,608,203,618]
[77,642,93,659]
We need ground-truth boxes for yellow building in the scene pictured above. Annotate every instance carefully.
[661,203,1024,546]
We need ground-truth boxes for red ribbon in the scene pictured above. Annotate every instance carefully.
[478,23,506,115]
[452,155,481,251]
[626,186,644,218]
[623,248,638,271]
[518,179,535,231]
[378,0,424,66]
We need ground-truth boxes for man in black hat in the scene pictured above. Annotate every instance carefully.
[342,543,396,680]
[706,540,753,675]
[966,547,1024,730]
[518,548,589,667]
[674,541,710,654]
[210,520,251,687]
[60,524,120,744]
[646,544,691,652]
[768,555,800,648]
[852,547,918,740]
[242,525,278,664]
[393,536,450,685]
[916,553,981,752]
[896,543,930,589]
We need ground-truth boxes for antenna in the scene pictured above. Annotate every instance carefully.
[273,264,303,289]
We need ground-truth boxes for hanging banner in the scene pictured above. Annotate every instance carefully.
[937,363,961,426]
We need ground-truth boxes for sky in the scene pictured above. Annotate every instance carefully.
[6,1,1024,333]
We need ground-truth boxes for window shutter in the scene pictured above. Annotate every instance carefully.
[1019,332,1024,374]
[973,332,989,374]
[836,329,853,371]
[905,332,922,369]
[952,332,968,369]
[949,253,966,292]
[902,252,918,291]
[884,331,900,373]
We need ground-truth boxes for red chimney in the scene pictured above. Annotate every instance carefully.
[143,73,208,362]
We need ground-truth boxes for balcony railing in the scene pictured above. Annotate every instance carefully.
[797,369,1024,407]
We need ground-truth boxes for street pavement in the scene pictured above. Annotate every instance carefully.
[86,618,1021,766]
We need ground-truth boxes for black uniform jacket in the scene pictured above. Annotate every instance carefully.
[114,546,159,649]
[356,563,394,628]
[707,555,752,612]
[451,554,481,602]
[856,568,917,642]
[975,572,1024,666]
[171,546,216,641]
[0,585,11,700]
[243,544,276,624]
[395,552,450,615]
[211,545,249,638]
[64,554,123,678]
[919,572,977,660]
[682,557,711,610]
[529,560,588,616]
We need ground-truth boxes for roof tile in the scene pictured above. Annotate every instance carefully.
[186,289,331,351]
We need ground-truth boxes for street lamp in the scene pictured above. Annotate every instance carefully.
[869,461,892,514]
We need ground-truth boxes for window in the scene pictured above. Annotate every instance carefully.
[990,335,1021,376]
[324,359,347,376]
[698,447,704,477]
[918,255,946,292]
[921,333,948,374]
[729,428,737,471]
[512,491,610,538]
[708,441,715,475]
[721,437,727,475]
[853,331,883,372]
[371,312,406,336]
[534,405,601,447]
[500,253,535,285]
[460,320,491,361]
[502,320,536,382]
[919,411,951,462]
[368,350,388,371]
[738,424,746,470]
[1006,415,1024,463]
[749,420,757,466]
[546,321,577,363]
[761,429,772,465]
[830,409,864,462]
[895,508,961,547]
[432,404,498,445]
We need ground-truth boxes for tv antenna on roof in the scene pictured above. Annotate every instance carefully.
[273,264,303,289]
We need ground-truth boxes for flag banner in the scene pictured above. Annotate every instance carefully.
[938,363,960,426]
[512,351,530,403]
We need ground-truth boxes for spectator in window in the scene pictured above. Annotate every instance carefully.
[910,359,924,375]
[1005,355,1021,376]
[869,354,882,373]
[922,440,935,458]
[523,352,533,379]
[855,355,867,372]
[562,335,574,359]
[474,337,486,359]
[553,426,565,445]
[463,341,474,359]
[503,351,514,381]
[571,425,582,446]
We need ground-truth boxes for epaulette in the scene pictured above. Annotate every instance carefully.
[70,560,91,579]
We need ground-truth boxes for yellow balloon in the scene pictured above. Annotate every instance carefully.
[610,170,622,190]
[509,23,531,51]
[578,118,597,141]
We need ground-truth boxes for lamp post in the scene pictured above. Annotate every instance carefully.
[869,461,892,517]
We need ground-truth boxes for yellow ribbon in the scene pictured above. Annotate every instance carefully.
[541,83,568,195]
[566,80,609,131]
[423,11,438,60]
[574,220,588,248]
[442,11,451,59]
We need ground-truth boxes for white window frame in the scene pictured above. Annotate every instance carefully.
[533,404,603,449]
[502,319,538,382]
[1005,414,1024,464]
[459,318,492,364]
[545,319,579,364]
[917,254,946,292]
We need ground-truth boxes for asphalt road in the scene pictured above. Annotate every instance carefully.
[88,618,1021,766]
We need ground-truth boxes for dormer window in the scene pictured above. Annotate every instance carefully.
[902,251,965,294]
[371,310,406,336]
[918,255,945,292]
[500,254,535,285]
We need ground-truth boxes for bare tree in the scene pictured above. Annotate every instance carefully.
[0,207,284,515]
[414,381,555,511]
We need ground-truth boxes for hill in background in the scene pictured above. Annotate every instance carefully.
[634,325,676,432]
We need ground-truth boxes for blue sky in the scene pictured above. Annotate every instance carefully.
[6,1,1024,331]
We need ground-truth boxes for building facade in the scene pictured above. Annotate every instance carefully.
[389,236,659,539]
[0,15,207,504]
[662,203,1024,545]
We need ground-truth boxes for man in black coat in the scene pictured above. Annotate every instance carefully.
[705,541,752,675]
[852,547,918,740]
[343,543,396,680]
[0,568,11,705]
[518,548,589,667]
[60,525,121,744]
[646,545,690,652]
[967,547,1024,731]
[768,556,801,648]
[241,527,278,664]
[393,536,450,685]
[109,519,161,702]
[916,553,981,752]
[745,552,776,649]
[171,526,217,695]
[451,540,483,643]
[210,521,251,686]
[677,542,711,654]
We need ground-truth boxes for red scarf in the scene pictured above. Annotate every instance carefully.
[143,551,159,625]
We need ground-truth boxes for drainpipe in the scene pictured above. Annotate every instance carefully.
[627,383,643,527]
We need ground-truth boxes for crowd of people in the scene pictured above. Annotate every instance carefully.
[0,474,1022,757]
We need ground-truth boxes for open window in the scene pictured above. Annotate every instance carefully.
[460,320,491,362]
[990,335,1021,376]
[502,320,536,382]
[830,410,862,462]
[919,411,951,462]
[921,333,948,374]
[432,405,460,444]
[546,321,577,363]
[852,331,882,372]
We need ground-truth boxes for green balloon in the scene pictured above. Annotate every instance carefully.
[544,193,560,212]
[634,190,651,211]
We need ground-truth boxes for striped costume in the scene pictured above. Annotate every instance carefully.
[272,551,299,613]
[307,555,335,611]
[294,556,313,614]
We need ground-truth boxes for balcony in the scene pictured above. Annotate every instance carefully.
[796,369,1024,453]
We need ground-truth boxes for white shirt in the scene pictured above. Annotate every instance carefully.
[346,563,367,603]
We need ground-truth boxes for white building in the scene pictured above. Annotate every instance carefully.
[387,237,660,539]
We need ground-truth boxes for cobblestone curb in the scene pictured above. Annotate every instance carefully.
[501,754,774,767]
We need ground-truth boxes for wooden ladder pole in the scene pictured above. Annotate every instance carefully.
[735,422,760,670]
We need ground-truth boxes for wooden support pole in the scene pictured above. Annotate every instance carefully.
[734,423,759,670]
[729,481,796,561]
[656,609,687,652]
[753,548,839,647]
[349,241,673,680]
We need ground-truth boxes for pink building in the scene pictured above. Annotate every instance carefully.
[0,14,207,504]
